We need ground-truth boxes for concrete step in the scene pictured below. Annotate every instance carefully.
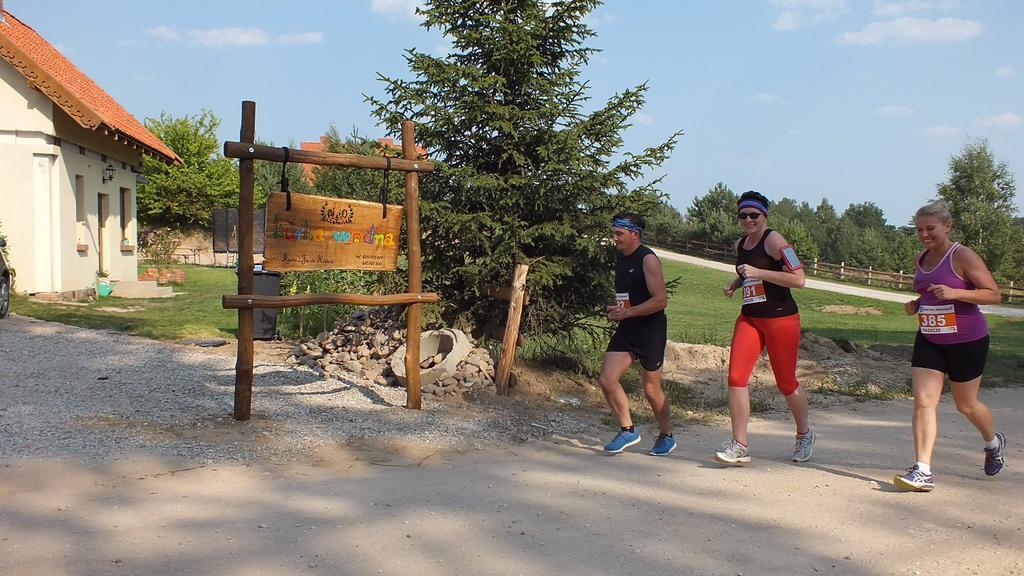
[111,280,175,299]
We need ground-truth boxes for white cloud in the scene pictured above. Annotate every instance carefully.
[873,0,962,15]
[187,27,269,47]
[922,125,961,138]
[146,26,181,42]
[772,0,847,11]
[371,0,424,20]
[773,11,802,31]
[787,128,808,136]
[770,0,848,31]
[633,113,655,127]
[144,26,320,47]
[975,112,1021,129]
[996,66,1013,78]
[875,104,915,116]
[277,32,324,45]
[749,92,779,103]
[837,17,983,45]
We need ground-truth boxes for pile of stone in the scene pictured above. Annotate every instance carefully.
[287,309,498,398]
[422,346,497,398]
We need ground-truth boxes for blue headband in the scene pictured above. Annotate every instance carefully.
[612,218,643,233]
[738,199,768,215]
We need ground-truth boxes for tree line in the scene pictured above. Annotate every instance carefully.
[646,139,1022,286]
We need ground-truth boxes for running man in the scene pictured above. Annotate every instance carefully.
[600,212,675,456]
[893,199,1007,492]
[716,191,814,465]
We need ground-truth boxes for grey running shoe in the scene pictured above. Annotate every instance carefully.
[984,432,1006,476]
[894,465,934,492]
[792,429,815,463]
[715,440,751,465]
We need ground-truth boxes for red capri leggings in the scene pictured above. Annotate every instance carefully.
[728,313,801,396]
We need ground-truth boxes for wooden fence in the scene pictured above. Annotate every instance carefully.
[651,237,1024,304]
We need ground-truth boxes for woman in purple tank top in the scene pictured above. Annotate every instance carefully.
[893,200,1007,492]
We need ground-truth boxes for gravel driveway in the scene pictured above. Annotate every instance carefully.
[0,315,590,463]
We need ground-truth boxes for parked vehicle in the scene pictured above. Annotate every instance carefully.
[0,238,10,318]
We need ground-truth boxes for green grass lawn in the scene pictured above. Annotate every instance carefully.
[11,260,1023,382]
[10,264,239,341]
[661,259,1024,382]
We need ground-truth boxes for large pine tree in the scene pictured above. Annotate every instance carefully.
[368,0,681,336]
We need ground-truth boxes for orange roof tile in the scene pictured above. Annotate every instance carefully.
[0,9,180,163]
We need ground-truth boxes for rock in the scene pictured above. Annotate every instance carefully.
[463,364,480,375]
[344,360,364,374]
[391,329,473,387]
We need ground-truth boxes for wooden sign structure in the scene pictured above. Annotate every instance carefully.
[222,101,437,419]
[263,193,403,272]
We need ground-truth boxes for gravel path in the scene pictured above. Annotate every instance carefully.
[0,315,592,463]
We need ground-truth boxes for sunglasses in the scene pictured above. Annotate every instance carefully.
[737,212,762,220]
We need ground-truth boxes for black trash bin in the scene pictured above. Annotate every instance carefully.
[245,267,281,340]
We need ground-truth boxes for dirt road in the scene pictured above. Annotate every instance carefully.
[2,317,1022,575]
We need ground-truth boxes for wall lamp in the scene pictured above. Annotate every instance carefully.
[102,163,115,183]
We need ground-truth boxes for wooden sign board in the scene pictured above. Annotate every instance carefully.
[262,192,402,271]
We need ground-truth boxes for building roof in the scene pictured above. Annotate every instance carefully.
[0,9,180,164]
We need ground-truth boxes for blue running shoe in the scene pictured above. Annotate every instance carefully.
[893,465,934,492]
[604,430,641,453]
[649,434,677,456]
[984,432,1006,476]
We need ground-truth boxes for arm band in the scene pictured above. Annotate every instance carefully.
[780,244,802,270]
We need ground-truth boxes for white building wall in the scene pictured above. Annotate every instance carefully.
[0,58,145,294]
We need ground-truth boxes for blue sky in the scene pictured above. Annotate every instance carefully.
[10,0,1023,224]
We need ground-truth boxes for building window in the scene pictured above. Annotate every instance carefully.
[119,187,132,244]
[75,175,86,241]
[78,145,86,155]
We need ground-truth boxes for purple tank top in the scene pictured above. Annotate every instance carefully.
[913,242,988,344]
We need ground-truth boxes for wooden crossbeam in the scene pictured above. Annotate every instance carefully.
[223,141,433,173]
[223,292,440,309]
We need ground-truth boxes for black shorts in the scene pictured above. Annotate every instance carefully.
[607,314,667,372]
[911,332,989,382]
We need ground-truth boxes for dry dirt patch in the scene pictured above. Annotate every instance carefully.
[818,304,883,315]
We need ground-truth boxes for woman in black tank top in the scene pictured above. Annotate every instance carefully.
[715,191,814,466]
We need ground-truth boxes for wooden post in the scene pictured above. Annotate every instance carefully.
[898,270,903,290]
[839,261,845,281]
[812,257,818,276]
[402,121,423,410]
[496,264,529,395]
[1009,281,1015,304]
[867,266,872,286]
[233,101,256,421]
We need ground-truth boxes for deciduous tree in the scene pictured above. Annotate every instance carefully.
[137,110,239,228]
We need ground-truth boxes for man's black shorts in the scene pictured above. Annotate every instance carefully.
[607,314,667,372]
[911,332,989,382]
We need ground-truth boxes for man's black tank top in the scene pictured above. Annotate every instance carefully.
[736,229,798,318]
[616,244,666,327]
